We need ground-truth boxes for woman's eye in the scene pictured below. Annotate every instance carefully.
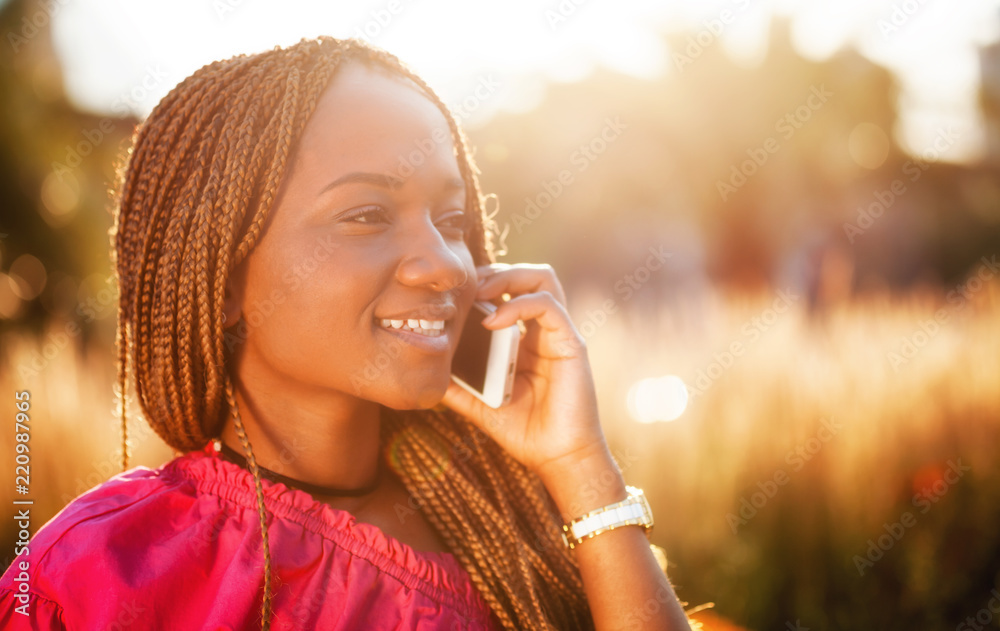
[438,212,466,233]
[339,207,465,234]
[343,207,387,225]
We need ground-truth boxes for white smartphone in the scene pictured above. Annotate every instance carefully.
[451,300,520,408]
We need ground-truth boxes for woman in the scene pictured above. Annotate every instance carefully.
[0,36,695,630]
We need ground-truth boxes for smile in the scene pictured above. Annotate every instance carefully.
[376,318,446,337]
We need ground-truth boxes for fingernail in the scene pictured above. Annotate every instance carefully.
[482,311,497,324]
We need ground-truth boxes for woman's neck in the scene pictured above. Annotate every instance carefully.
[218,372,385,505]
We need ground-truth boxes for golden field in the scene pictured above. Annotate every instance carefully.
[2,272,998,630]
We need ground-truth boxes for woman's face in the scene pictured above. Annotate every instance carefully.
[224,60,478,410]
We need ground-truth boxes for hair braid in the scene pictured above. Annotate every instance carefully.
[190,69,266,425]
[225,376,274,630]
[387,418,525,629]
[454,432,551,621]
[384,407,596,629]
[109,35,614,630]
[420,409,589,609]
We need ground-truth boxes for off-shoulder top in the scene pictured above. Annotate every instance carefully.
[0,443,500,630]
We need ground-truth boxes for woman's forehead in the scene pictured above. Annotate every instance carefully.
[304,61,450,146]
[287,61,459,183]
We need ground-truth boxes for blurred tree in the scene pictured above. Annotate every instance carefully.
[0,0,138,335]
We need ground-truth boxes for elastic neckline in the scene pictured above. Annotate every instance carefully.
[157,444,492,619]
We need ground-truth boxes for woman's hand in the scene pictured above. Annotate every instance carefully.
[440,262,609,479]
[441,265,696,631]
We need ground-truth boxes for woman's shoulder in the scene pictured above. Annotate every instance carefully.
[0,444,498,629]
[0,450,206,586]
[0,446,296,627]
[0,449,212,628]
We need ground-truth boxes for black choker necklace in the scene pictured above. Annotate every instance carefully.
[215,440,383,497]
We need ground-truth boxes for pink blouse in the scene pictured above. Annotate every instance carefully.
[0,444,500,630]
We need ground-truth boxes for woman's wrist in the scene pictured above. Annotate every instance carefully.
[535,441,629,522]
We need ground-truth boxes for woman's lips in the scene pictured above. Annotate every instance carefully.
[374,318,452,354]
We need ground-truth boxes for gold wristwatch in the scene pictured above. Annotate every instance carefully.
[561,485,654,549]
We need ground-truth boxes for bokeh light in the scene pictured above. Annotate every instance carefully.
[848,122,892,169]
[8,253,47,300]
[627,375,689,424]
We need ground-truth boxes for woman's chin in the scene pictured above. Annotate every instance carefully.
[379,379,450,411]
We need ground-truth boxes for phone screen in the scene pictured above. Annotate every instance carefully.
[451,304,492,393]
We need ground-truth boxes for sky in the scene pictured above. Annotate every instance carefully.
[20,0,1000,163]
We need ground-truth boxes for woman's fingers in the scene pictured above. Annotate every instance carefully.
[476,263,567,307]
[481,291,585,360]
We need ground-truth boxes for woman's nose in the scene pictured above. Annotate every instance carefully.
[394,218,469,291]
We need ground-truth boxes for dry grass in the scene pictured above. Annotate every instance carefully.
[579,273,1000,629]
[2,274,997,629]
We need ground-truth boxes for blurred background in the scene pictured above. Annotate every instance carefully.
[1,0,999,628]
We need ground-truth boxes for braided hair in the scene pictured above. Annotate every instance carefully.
[108,35,601,630]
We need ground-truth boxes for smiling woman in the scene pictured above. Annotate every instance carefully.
[0,35,695,631]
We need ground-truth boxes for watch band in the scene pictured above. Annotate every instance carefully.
[561,485,654,549]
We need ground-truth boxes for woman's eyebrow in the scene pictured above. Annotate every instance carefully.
[316,172,404,197]
[315,174,465,198]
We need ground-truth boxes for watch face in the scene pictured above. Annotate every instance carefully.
[638,494,654,527]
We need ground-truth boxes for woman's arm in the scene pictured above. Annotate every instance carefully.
[537,443,693,631]
[443,262,694,630]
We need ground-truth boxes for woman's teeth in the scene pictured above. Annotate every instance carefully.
[377,318,446,337]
